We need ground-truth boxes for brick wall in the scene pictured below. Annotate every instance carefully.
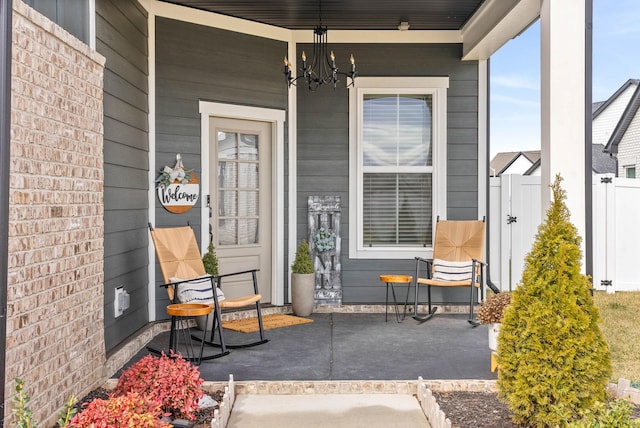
[6,1,106,425]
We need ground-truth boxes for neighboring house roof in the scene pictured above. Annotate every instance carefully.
[603,82,640,155]
[490,151,522,175]
[524,158,540,176]
[521,150,541,164]
[593,79,640,149]
[593,79,640,120]
[489,151,539,176]
[592,101,606,114]
[491,145,616,176]
[592,144,617,174]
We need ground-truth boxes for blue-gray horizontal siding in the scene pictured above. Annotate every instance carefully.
[97,0,150,353]
[154,17,288,317]
[296,43,479,304]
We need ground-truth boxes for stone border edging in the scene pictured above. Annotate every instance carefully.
[607,378,640,405]
[207,378,495,428]
[104,377,497,427]
[416,378,497,428]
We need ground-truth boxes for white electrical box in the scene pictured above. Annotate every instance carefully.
[114,287,130,318]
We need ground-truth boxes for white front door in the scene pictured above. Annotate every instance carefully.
[209,117,272,302]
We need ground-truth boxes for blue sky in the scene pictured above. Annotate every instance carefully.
[489,0,640,157]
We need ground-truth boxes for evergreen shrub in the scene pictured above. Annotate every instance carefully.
[497,175,612,427]
[291,240,314,274]
[202,241,219,276]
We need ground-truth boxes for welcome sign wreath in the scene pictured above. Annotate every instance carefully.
[155,153,199,214]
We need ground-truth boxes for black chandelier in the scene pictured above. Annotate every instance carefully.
[284,4,356,90]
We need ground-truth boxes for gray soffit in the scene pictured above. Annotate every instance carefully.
[160,0,486,30]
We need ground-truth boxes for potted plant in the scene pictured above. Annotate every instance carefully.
[290,240,315,316]
[202,241,219,276]
[477,291,512,351]
[196,240,220,331]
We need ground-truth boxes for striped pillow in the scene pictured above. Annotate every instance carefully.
[170,275,225,304]
[432,259,474,282]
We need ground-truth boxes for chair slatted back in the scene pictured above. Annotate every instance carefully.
[150,226,207,296]
[432,220,485,263]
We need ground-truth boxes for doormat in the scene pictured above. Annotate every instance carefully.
[222,314,313,333]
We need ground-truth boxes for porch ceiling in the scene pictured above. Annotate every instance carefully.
[160,0,486,31]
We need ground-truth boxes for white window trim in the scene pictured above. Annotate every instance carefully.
[349,77,448,259]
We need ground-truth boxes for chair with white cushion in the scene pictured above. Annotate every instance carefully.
[149,224,268,360]
[412,219,486,326]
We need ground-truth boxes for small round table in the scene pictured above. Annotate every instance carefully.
[166,303,212,365]
[379,275,413,322]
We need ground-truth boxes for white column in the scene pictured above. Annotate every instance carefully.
[540,0,587,245]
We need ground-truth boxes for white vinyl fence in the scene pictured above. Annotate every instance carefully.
[488,174,640,293]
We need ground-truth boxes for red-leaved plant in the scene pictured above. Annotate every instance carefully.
[69,392,171,428]
[114,352,204,420]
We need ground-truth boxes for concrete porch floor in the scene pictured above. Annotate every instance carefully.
[120,310,496,382]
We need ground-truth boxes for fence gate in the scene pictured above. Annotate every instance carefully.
[592,175,640,292]
[489,175,541,292]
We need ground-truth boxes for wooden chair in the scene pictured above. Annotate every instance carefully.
[412,219,486,326]
[149,224,268,359]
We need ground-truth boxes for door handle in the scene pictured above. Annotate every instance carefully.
[507,215,517,224]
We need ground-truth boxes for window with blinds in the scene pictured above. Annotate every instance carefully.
[362,94,433,247]
[349,76,448,259]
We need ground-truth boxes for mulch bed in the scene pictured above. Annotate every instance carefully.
[433,391,640,428]
[433,391,518,427]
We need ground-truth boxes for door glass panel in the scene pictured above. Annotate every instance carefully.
[217,130,261,247]
[218,219,237,245]
[218,132,238,160]
[218,162,237,188]
[238,163,258,188]
[239,134,259,160]
[218,191,237,217]
[238,191,258,216]
[238,219,258,245]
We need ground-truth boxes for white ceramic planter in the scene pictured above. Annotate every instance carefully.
[291,273,315,317]
[488,322,501,351]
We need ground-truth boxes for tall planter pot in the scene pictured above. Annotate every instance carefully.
[291,273,315,317]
